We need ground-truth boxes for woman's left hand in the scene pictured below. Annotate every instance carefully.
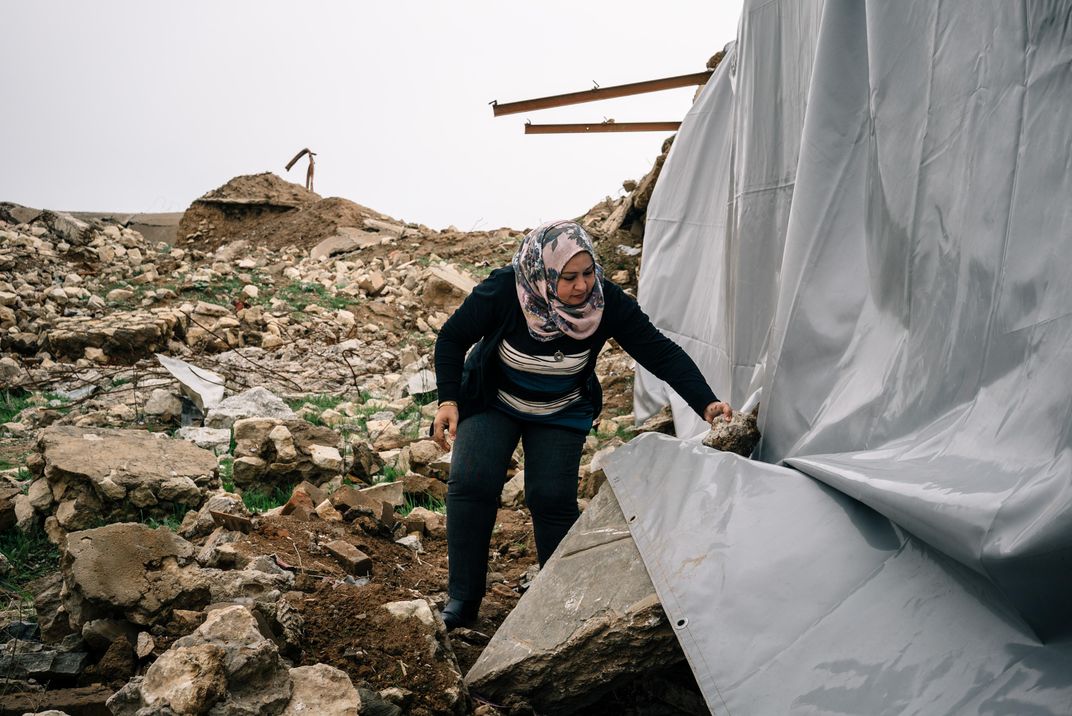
[704,401,733,424]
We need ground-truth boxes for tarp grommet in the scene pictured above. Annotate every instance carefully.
[674,617,689,629]
[627,514,638,523]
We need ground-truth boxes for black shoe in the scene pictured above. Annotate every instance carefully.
[442,598,481,630]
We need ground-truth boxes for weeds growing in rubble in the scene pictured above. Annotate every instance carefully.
[0,389,33,424]
[286,394,346,413]
[141,505,188,532]
[0,526,60,591]
[379,464,404,483]
[219,457,235,492]
[277,281,351,312]
[400,493,445,516]
[242,484,293,513]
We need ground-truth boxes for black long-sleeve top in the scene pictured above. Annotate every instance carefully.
[434,266,718,423]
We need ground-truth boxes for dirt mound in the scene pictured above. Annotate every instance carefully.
[177,172,393,253]
[192,172,322,208]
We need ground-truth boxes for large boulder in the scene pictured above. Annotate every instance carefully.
[36,426,218,531]
[61,523,208,628]
[465,483,682,713]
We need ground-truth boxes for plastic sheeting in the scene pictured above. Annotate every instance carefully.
[605,436,1072,714]
[619,0,1072,711]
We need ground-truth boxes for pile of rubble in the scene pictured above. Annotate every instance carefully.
[0,156,728,714]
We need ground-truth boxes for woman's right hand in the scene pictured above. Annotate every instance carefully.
[433,403,459,451]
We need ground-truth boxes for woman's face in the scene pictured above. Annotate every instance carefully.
[556,251,596,306]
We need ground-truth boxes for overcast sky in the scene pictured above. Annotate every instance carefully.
[2,2,742,232]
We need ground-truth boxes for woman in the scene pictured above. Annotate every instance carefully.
[432,220,731,629]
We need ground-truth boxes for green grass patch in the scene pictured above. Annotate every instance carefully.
[141,505,188,532]
[379,464,404,483]
[303,413,325,427]
[277,281,351,311]
[0,390,33,424]
[458,262,494,279]
[400,493,445,516]
[286,394,346,412]
[219,457,234,492]
[0,526,61,590]
[242,484,293,513]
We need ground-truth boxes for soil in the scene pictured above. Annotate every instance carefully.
[228,507,540,708]
[295,582,463,716]
[177,173,393,254]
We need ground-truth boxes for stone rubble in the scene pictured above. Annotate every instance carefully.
[0,143,716,712]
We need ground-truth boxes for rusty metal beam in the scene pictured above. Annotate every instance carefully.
[524,121,681,134]
[492,71,712,117]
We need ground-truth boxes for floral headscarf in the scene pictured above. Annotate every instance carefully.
[512,220,605,341]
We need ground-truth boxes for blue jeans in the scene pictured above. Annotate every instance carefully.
[446,408,587,601]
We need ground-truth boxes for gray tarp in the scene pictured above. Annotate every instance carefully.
[617,0,1072,712]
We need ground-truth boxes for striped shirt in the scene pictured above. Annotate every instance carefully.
[493,324,595,431]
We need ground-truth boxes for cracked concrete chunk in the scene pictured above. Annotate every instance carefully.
[62,522,210,628]
[465,482,682,714]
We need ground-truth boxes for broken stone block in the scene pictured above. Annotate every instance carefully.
[231,417,343,488]
[500,470,525,508]
[395,534,423,552]
[27,477,54,512]
[407,439,442,468]
[269,424,298,461]
[281,489,315,519]
[175,426,232,454]
[383,599,435,627]
[367,419,404,450]
[406,507,445,537]
[349,439,384,482]
[81,618,139,653]
[701,409,761,457]
[122,645,229,714]
[204,386,296,429]
[143,388,183,422]
[109,605,293,716]
[0,685,113,716]
[0,485,20,531]
[44,309,183,365]
[293,480,327,507]
[315,499,344,522]
[310,444,343,472]
[323,540,373,576]
[62,522,210,628]
[422,266,477,309]
[361,480,404,508]
[282,663,362,716]
[136,632,155,659]
[38,426,217,526]
[233,456,267,486]
[402,473,447,503]
[310,229,380,260]
[466,483,681,713]
[179,492,248,539]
